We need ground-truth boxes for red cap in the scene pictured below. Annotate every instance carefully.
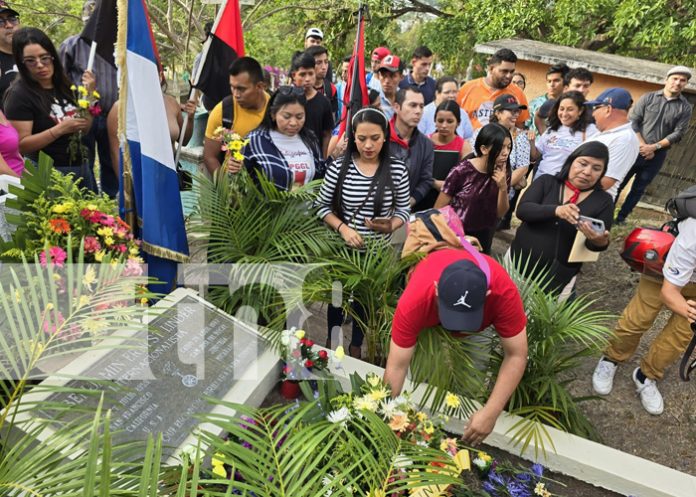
[371,47,391,61]
[378,54,402,73]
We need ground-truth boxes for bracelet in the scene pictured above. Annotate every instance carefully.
[49,128,56,139]
[336,222,344,233]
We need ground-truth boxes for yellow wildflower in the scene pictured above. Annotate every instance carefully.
[334,346,345,361]
[416,411,428,422]
[423,420,435,435]
[129,246,139,256]
[97,227,113,237]
[140,297,149,305]
[368,387,389,402]
[78,99,89,109]
[77,85,88,95]
[14,289,21,303]
[104,236,114,247]
[25,339,45,358]
[83,319,107,333]
[211,453,227,478]
[46,303,54,311]
[445,392,461,409]
[92,90,100,98]
[70,84,76,91]
[78,295,90,308]
[94,250,105,262]
[478,451,492,463]
[83,266,97,288]
[87,203,98,210]
[294,329,305,339]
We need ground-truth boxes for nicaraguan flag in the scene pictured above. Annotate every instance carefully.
[122,0,189,292]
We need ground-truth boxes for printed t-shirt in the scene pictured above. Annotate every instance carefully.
[269,130,313,186]
[456,78,529,130]
[586,122,639,200]
[534,124,599,177]
[663,218,696,287]
[391,248,527,348]
[5,83,80,166]
[204,93,269,139]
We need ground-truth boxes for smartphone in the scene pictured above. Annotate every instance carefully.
[371,217,391,223]
[578,215,605,234]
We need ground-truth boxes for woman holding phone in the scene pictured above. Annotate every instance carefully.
[316,107,410,357]
[510,141,613,296]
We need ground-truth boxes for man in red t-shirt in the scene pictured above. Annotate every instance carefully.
[384,248,528,445]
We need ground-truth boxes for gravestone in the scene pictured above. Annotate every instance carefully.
[20,288,280,463]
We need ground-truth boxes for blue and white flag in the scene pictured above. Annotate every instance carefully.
[121,0,189,292]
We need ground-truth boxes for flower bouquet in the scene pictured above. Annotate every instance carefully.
[279,328,330,399]
[67,84,101,163]
[212,127,249,173]
[465,452,564,497]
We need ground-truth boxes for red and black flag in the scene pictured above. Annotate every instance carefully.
[338,4,369,137]
[193,0,245,108]
[80,0,118,68]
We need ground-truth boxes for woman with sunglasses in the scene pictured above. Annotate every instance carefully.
[5,27,97,189]
[242,86,327,191]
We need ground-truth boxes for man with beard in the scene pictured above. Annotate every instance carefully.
[456,48,529,130]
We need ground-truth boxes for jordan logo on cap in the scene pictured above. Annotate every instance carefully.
[453,291,471,309]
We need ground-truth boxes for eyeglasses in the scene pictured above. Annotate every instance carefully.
[23,55,54,68]
[0,16,19,27]
[277,85,305,97]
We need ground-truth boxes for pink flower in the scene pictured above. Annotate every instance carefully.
[88,103,102,117]
[123,258,143,276]
[43,310,65,334]
[100,215,115,227]
[80,209,102,223]
[40,246,68,267]
[83,236,101,253]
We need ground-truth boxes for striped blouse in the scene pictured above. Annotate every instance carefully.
[316,157,411,241]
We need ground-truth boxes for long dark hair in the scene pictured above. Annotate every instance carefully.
[556,141,609,188]
[547,91,589,134]
[434,100,461,124]
[261,86,315,144]
[470,123,512,176]
[8,28,73,110]
[332,108,394,221]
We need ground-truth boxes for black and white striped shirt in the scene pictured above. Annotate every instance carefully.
[316,157,411,240]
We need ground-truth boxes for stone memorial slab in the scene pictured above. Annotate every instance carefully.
[15,288,280,463]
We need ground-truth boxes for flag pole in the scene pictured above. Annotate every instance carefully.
[116,0,135,230]
[345,3,364,130]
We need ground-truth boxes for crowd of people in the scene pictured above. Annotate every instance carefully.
[1,0,695,442]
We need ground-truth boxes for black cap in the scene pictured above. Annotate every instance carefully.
[0,1,19,17]
[437,260,487,332]
[493,93,527,112]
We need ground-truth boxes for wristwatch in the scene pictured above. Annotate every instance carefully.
[654,143,662,150]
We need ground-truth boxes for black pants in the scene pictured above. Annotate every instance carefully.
[327,301,366,348]
[467,227,495,255]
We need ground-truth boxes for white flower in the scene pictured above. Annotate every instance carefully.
[366,373,381,387]
[416,440,429,447]
[393,453,413,469]
[379,399,405,420]
[472,457,487,470]
[353,395,378,412]
[327,407,351,426]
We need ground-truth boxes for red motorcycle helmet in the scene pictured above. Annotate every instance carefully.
[620,227,675,278]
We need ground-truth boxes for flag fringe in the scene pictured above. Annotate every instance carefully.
[116,0,135,231]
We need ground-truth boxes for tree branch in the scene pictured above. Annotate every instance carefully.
[244,3,339,28]
[390,0,453,19]
[11,2,82,21]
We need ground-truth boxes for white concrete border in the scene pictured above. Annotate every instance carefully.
[326,354,696,497]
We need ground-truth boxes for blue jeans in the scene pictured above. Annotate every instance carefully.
[84,114,119,198]
[616,150,667,221]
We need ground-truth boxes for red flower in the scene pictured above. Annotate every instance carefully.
[304,360,313,368]
[305,339,314,348]
[80,209,102,223]
[88,103,102,117]
[49,217,71,234]
[318,350,328,360]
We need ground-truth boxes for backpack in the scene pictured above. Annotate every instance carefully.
[402,206,490,286]
[217,95,236,163]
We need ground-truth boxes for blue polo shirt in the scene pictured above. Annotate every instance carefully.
[399,73,437,105]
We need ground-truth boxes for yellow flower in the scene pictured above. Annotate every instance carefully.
[129,246,139,256]
[388,413,410,432]
[211,453,227,478]
[478,451,492,463]
[104,236,114,247]
[46,303,54,311]
[416,412,428,422]
[440,437,457,452]
[14,289,21,303]
[94,250,105,262]
[24,339,45,358]
[423,420,435,434]
[294,329,305,339]
[232,151,244,161]
[534,482,547,496]
[334,346,345,361]
[368,387,389,402]
[83,319,107,333]
[78,99,89,109]
[445,392,461,409]
[92,90,100,98]
[87,203,98,210]
[70,84,76,91]
[77,85,88,95]
[78,295,90,308]
[367,374,381,387]
[97,227,113,238]
[140,297,149,305]
[353,395,377,412]
[52,204,67,214]
[82,266,97,288]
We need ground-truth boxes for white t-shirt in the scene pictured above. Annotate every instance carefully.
[587,122,639,200]
[269,130,314,186]
[535,124,599,177]
[663,218,696,287]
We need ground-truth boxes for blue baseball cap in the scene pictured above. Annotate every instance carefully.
[437,260,487,332]
[584,88,633,110]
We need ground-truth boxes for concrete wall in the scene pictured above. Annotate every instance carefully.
[514,60,663,104]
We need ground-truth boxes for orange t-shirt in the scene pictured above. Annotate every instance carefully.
[456,78,530,130]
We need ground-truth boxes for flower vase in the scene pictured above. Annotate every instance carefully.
[280,379,301,400]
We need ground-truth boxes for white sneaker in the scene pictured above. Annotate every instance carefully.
[632,368,664,415]
[592,357,618,395]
